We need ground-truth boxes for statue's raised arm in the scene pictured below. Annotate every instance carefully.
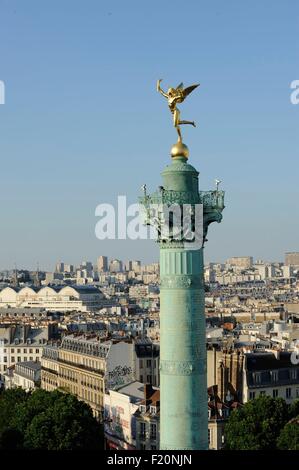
[157,79,168,99]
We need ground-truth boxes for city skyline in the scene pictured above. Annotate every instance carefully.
[0,1,298,270]
[1,250,298,273]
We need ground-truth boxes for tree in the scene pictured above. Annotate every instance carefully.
[0,388,103,450]
[224,395,290,450]
[0,388,27,435]
[289,399,299,419]
[277,418,299,450]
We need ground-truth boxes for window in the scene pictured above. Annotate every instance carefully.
[11,349,14,353]
[150,406,156,415]
[208,429,211,445]
[273,389,278,398]
[11,357,15,363]
[139,360,143,369]
[35,349,39,354]
[3,357,7,363]
[286,388,292,399]
[29,349,33,354]
[140,422,146,437]
[208,409,212,419]
[140,444,146,450]
[271,370,278,382]
[253,372,261,384]
[147,375,151,383]
[150,423,157,439]
[249,391,255,400]
[17,357,21,362]
[17,349,21,354]
[296,388,299,398]
[139,375,143,382]
[147,359,151,368]
[290,369,297,380]
[260,391,265,396]
[151,445,156,450]
[139,405,146,413]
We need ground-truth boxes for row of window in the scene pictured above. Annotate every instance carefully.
[3,356,36,363]
[2,348,40,354]
[58,369,103,392]
[249,387,299,400]
[139,405,157,415]
[139,422,157,440]
[139,359,156,369]
[60,353,104,371]
[42,376,57,387]
[253,369,297,383]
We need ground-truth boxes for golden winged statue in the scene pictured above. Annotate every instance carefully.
[157,79,200,143]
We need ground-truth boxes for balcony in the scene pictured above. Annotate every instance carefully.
[57,358,105,376]
[139,189,225,214]
[139,189,225,241]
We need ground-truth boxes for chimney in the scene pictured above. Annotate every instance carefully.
[144,383,153,400]
[272,349,281,360]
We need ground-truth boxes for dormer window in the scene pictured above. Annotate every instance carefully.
[150,406,156,415]
[290,369,297,380]
[139,405,146,413]
[208,409,212,419]
[270,370,278,382]
[253,372,261,384]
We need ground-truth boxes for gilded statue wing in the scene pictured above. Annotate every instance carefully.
[183,84,200,99]
[176,82,184,90]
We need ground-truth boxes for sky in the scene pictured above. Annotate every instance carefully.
[0,0,298,271]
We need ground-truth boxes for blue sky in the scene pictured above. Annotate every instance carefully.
[0,0,298,270]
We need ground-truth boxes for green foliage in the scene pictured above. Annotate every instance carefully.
[0,388,103,450]
[277,418,299,450]
[289,399,299,419]
[0,388,28,433]
[224,395,290,450]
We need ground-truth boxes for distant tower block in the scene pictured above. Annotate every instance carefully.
[140,141,225,450]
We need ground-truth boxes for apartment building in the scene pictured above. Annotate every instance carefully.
[135,384,160,450]
[243,351,299,404]
[134,337,160,387]
[41,334,134,419]
[0,324,56,379]
[4,360,41,390]
[104,381,144,450]
[207,347,299,405]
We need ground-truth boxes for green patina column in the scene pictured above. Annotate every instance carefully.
[140,141,225,450]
